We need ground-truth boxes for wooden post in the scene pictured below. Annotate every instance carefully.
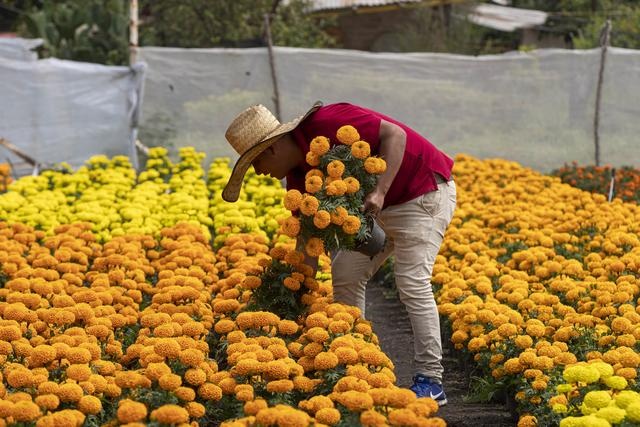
[129,0,139,65]
[264,1,282,120]
[594,19,611,166]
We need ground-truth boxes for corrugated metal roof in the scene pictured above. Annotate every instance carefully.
[467,4,548,32]
[302,0,424,12]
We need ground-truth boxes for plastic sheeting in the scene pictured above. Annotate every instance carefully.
[0,37,42,61]
[139,46,640,171]
[0,57,145,174]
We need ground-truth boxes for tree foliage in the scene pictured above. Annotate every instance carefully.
[138,0,336,49]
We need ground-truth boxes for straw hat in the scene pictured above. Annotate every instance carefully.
[222,101,322,202]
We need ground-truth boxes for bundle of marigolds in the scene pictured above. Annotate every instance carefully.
[280,125,387,258]
[432,155,640,427]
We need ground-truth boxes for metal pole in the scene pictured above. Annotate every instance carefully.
[264,12,282,120]
[129,0,139,65]
[594,19,611,166]
[607,167,616,202]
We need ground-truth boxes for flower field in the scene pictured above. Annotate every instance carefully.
[552,163,640,204]
[435,156,640,426]
[0,147,444,426]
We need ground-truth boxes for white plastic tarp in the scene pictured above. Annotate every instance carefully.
[0,57,145,173]
[0,37,42,61]
[138,46,640,171]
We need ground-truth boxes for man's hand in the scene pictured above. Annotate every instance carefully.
[363,187,385,217]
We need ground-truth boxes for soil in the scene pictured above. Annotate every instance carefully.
[365,282,517,427]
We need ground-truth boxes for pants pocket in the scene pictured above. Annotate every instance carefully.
[419,188,441,216]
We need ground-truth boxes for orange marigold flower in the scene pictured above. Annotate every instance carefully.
[284,190,303,211]
[299,195,320,216]
[342,215,362,235]
[266,379,294,393]
[326,180,347,196]
[11,401,41,422]
[344,177,360,194]
[351,141,371,159]
[330,207,349,226]
[150,404,189,425]
[306,152,320,167]
[315,407,341,425]
[283,277,301,291]
[305,238,325,257]
[281,216,301,238]
[313,210,331,229]
[310,136,330,156]
[336,125,360,145]
[78,395,102,415]
[305,175,324,194]
[327,160,345,178]
[198,383,223,400]
[117,399,147,424]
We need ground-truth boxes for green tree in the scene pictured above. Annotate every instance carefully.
[139,0,337,48]
[512,0,640,49]
[4,0,129,65]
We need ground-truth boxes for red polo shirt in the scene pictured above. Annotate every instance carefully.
[288,103,454,209]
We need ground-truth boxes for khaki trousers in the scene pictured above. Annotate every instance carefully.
[332,180,457,381]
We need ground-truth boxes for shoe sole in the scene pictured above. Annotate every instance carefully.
[437,398,448,406]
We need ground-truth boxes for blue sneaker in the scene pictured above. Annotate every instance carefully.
[410,374,448,406]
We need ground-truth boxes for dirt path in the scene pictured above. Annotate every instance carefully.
[365,282,516,427]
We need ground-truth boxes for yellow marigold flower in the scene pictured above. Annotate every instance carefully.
[327,160,345,178]
[150,404,189,425]
[627,402,640,422]
[591,362,614,379]
[604,375,627,390]
[308,135,331,156]
[57,382,84,402]
[284,190,303,211]
[342,215,361,235]
[78,395,102,415]
[313,210,331,229]
[306,151,320,167]
[305,175,324,194]
[330,207,349,226]
[584,390,611,409]
[351,141,371,159]
[344,177,360,194]
[315,407,341,425]
[305,237,325,257]
[594,406,625,424]
[11,400,41,422]
[336,125,360,145]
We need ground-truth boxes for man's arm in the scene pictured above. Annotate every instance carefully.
[363,119,406,215]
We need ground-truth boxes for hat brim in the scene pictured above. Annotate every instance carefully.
[222,101,322,203]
